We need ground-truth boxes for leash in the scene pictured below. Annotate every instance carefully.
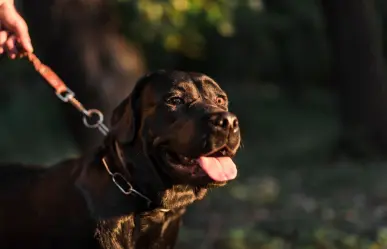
[5,48,167,208]
[12,50,110,136]
[23,53,158,204]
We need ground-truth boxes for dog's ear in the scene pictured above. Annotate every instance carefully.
[110,71,162,143]
[110,94,137,144]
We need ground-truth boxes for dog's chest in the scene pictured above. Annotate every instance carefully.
[134,208,186,249]
[97,208,185,249]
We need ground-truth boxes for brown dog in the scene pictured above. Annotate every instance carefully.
[0,70,241,249]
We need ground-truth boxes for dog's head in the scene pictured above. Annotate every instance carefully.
[111,70,241,187]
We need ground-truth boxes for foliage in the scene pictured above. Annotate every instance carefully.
[115,0,331,84]
[115,0,387,84]
[117,0,256,58]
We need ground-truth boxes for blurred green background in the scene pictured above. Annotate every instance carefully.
[3,0,387,248]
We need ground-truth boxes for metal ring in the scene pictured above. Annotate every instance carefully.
[56,89,74,102]
[83,109,104,128]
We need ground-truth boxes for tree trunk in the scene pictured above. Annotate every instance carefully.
[20,0,145,153]
[321,0,387,158]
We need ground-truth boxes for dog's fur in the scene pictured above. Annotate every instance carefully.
[0,70,241,249]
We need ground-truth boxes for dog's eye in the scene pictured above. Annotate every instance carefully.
[216,96,227,106]
[167,97,185,105]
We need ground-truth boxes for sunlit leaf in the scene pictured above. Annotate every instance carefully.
[164,33,181,50]
[118,0,240,57]
[217,20,235,37]
[171,0,189,11]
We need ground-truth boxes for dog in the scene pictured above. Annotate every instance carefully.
[0,70,241,249]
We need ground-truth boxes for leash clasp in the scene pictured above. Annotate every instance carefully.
[83,109,109,136]
[21,52,110,136]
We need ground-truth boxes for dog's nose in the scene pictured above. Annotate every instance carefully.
[210,112,239,133]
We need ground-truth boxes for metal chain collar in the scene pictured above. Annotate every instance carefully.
[101,157,152,206]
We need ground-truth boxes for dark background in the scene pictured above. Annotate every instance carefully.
[3,0,387,248]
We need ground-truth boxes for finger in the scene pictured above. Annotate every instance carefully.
[5,35,17,59]
[0,30,8,46]
[0,31,7,54]
[13,18,32,53]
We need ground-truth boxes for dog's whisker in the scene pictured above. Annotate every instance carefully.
[239,140,245,149]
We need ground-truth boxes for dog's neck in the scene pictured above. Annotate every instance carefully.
[101,137,165,201]
[103,138,208,209]
[76,136,208,219]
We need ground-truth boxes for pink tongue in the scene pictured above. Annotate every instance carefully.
[197,157,237,182]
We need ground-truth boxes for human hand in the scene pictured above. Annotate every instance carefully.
[0,0,33,59]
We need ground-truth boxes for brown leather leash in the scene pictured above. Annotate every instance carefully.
[1,47,164,204]
[8,50,109,136]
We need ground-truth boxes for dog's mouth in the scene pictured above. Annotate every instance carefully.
[164,147,238,182]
